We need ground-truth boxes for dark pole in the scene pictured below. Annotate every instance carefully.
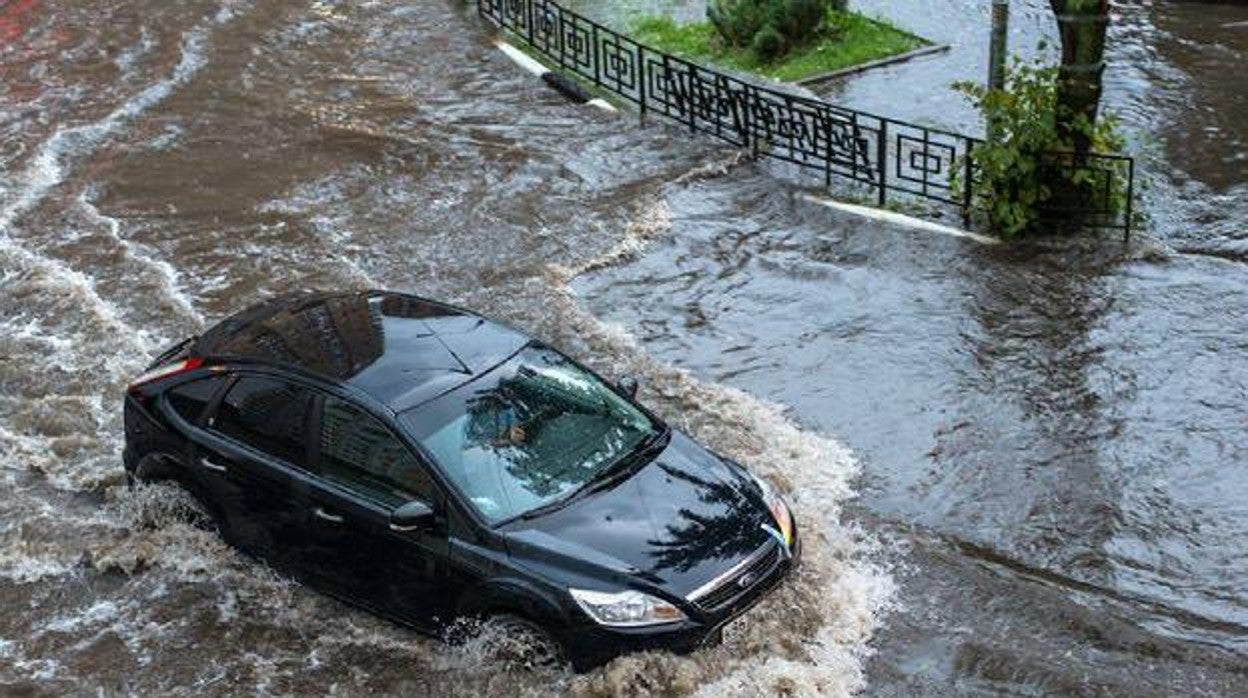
[987,0,1010,143]
[988,1,1009,92]
[1050,0,1110,160]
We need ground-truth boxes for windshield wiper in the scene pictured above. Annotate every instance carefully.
[516,459,633,522]
[516,426,670,521]
[628,424,671,463]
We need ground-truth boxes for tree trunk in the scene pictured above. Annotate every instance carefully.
[1049,0,1110,159]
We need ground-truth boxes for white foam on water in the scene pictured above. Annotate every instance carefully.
[0,22,212,234]
[671,150,753,186]
[258,181,383,288]
[114,28,156,75]
[547,152,752,279]
[0,269,154,490]
[0,3,248,370]
[0,394,119,489]
[0,314,76,354]
[0,8,253,519]
[94,484,266,581]
[11,657,61,683]
[77,188,206,328]
[0,237,158,360]
[0,6,246,389]
[0,546,75,584]
[42,600,123,634]
[573,198,672,275]
[146,123,186,151]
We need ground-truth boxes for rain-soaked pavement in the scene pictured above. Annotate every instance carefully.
[1,0,1246,696]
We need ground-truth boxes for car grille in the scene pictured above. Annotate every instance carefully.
[690,543,783,612]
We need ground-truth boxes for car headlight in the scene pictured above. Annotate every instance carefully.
[752,473,794,549]
[569,588,686,627]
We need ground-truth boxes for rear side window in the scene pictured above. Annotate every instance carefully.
[167,376,225,423]
[318,395,434,508]
[212,375,313,467]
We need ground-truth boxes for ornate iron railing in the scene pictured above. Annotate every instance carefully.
[478,0,1135,236]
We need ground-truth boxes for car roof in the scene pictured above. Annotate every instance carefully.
[192,290,530,411]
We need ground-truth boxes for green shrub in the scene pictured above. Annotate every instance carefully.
[953,57,1127,238]
[751,24,786,61]
[707,0,847,62]
[707,0,769,48]
[769,0,829,43]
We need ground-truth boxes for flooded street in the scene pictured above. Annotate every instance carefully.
[0,1,886,694]
[1,0,1245,696]
[577,0,1248,695]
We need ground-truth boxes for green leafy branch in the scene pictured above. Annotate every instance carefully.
[952,56,1128,239]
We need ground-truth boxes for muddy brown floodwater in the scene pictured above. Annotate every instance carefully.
[1,0,1246,696]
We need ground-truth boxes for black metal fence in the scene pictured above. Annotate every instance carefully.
[478,0,1135,235]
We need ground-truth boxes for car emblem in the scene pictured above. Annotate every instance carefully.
[760,523,792,560]
[737,571,757,589]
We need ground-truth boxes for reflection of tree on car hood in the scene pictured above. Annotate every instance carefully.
[648,462,767,574]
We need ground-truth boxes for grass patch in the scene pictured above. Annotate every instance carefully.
[632,10,927,83]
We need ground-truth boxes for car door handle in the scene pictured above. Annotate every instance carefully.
[200,458,228,473]
[313,507,344,524]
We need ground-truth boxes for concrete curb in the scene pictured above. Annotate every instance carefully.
[794,44,952,87]
[799,193,1000,245]
[495,39,618,114]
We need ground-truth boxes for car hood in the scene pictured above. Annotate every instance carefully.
[500,431,776,599]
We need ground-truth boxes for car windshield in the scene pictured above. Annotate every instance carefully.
[400,346,656,523]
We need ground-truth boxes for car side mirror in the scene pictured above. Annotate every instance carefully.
[390,500,436,533]
[617,375,639,399]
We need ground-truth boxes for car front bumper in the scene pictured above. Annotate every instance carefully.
[560,527,801,671]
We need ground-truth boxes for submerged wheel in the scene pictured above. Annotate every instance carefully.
[164,484,222,534]
[485,613,566,671]
[131,456,225,536]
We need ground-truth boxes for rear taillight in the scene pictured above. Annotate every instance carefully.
[127,357,204,392]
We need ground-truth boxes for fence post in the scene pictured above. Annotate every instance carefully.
[850,113,860,182]
[962,144,974,227]
[591,24,600,86]
[740,84,751,153]
[877,121,888,207]
[743,86,753,157]
[526,0,535,45]
[1124,157,1134,242]
[825,115,833,188]
[637,43,647,121]
[660,54,677,122]
[687,63,697,133]
[556,6,566,69]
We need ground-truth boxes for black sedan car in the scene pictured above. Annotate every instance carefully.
[123,290,798,669]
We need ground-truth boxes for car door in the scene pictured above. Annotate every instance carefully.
[188,373,316,572]
[301,392,452,628]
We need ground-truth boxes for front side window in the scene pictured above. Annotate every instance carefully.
[212,375,312,467]
[318,396,433,508]
[401,346,657,524]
